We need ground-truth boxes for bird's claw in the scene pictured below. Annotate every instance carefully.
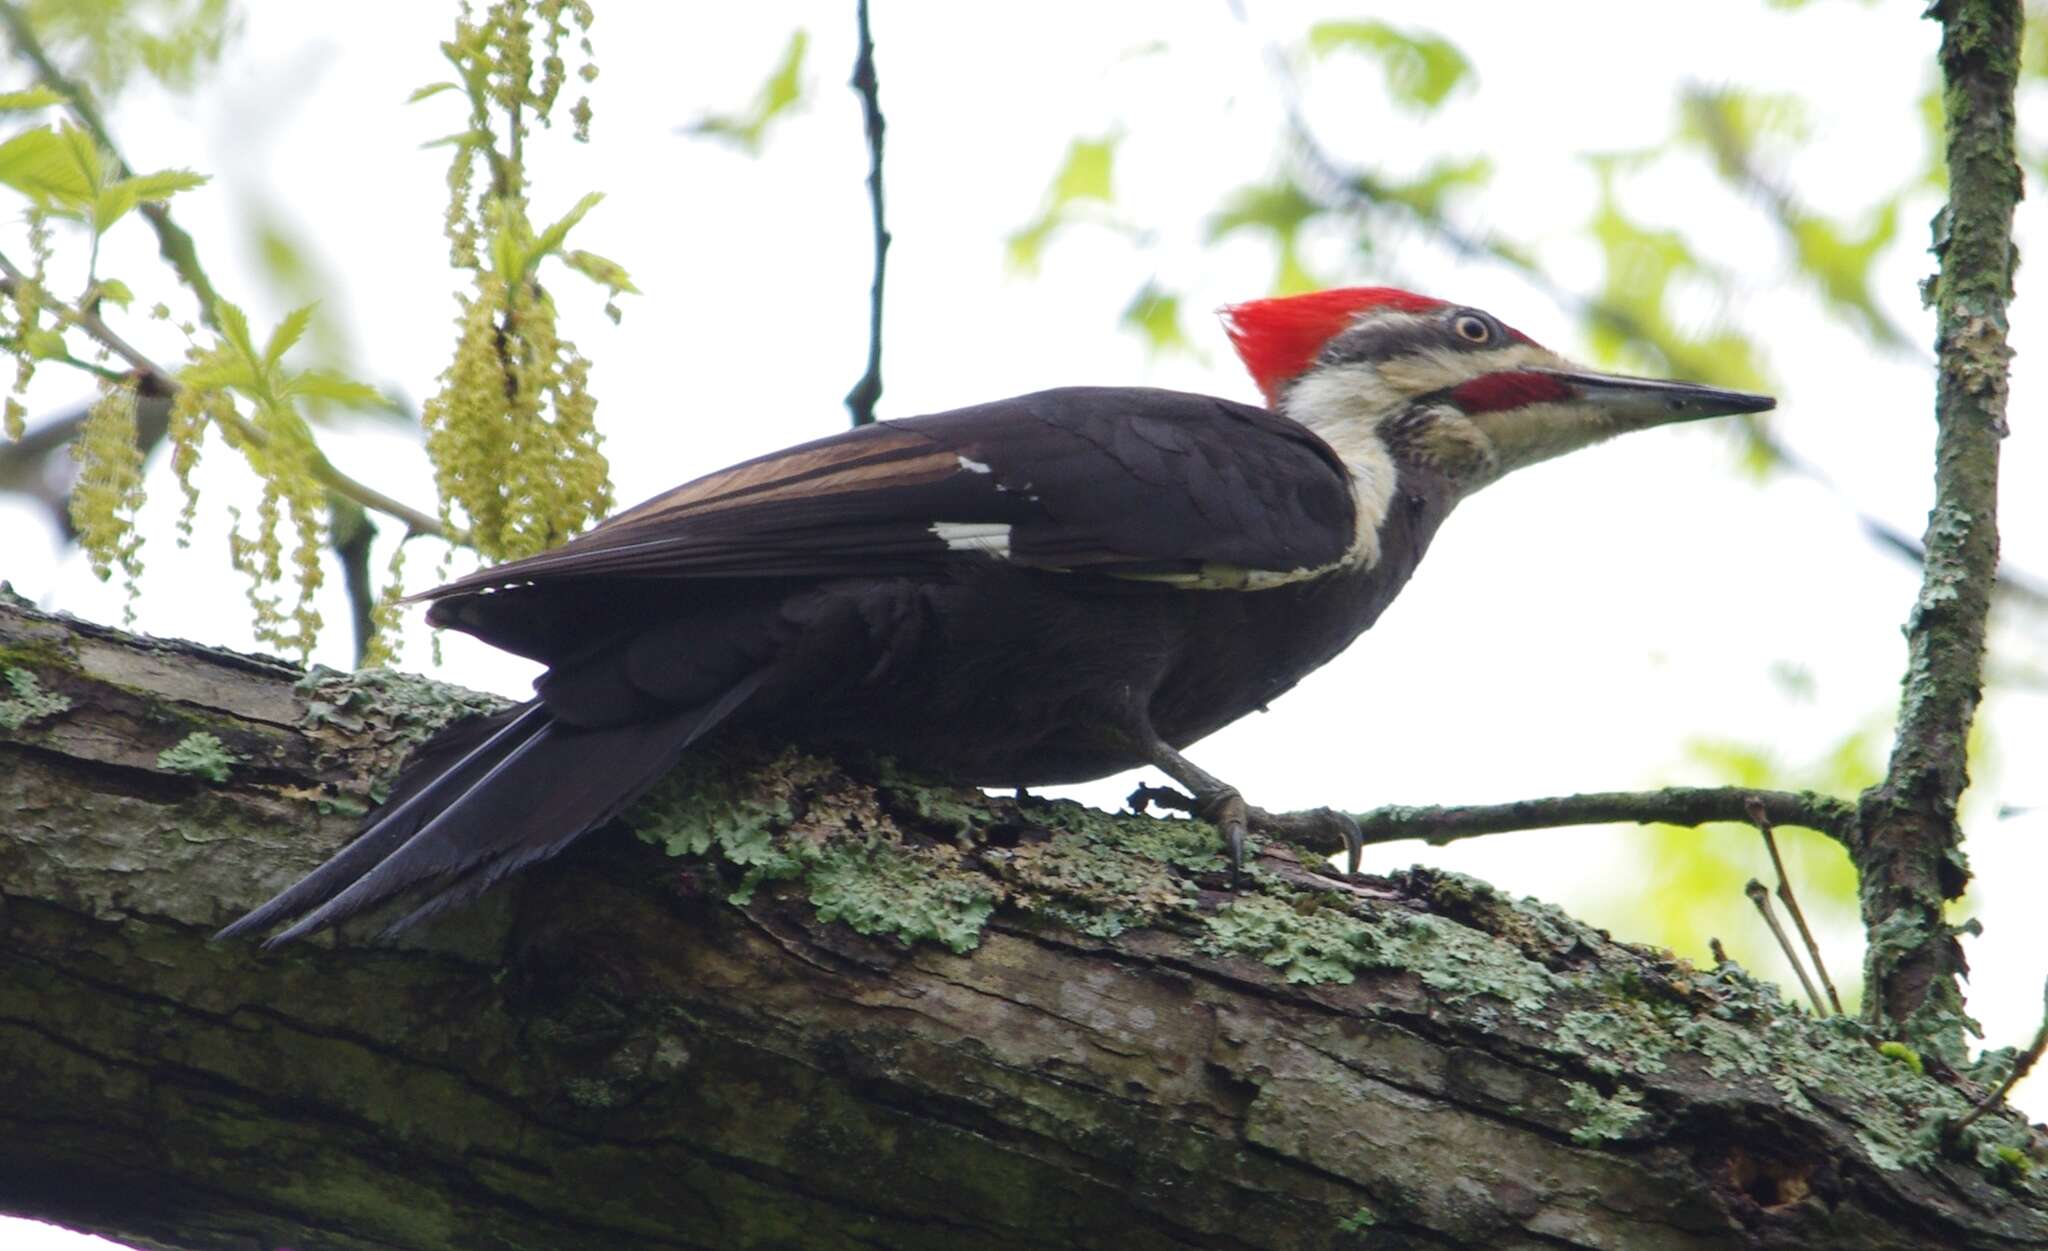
[1196,787,1250,886]
[1242,805,1363,879]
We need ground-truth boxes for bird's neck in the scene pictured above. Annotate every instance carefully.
[1282,392,1404,573]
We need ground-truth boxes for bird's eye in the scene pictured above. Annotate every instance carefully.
[1453,314,1491,344]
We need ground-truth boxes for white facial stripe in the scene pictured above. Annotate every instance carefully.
[1374,342,1568,395]
[931,521,1012,557]
[1279,365,1405,571]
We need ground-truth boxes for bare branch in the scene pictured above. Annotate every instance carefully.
[843,0,889,429]
[1346,786,1855,849]
[1750,797,1844,1015]
[1747,878,1827,1015]
[1945,978,2048,1149]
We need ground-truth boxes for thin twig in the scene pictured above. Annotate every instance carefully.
[1349,787,1857,849]
[0,1,225,329]
[1944,978,2048,1149]
[1709,937,1731,966]
[843,0,889,429]
[1746,879,1827,1015]
[1747,797,1843,1015]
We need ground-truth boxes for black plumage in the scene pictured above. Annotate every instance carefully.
[221,289,1774,945]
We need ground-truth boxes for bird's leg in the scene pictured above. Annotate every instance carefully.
[1133,742,1364,883]
[1140,740,1254,884]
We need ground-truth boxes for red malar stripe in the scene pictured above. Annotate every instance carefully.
[1448,371,1573,414]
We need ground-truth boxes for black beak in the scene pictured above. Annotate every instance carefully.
[1540,369,1777,426]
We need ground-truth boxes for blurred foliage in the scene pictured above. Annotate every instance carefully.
[1006,133,1123,274]
[0,0,632,662]
[1599,730,1884,1003]
[1304,20,1471,113]
[685,28,809,155]
[12,0,235,95]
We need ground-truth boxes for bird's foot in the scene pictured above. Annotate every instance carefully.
[1247,806,1364,879]
[1130,784,1359,883]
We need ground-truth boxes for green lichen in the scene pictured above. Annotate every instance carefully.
[0,665,71,732]
[1336,1204,1378,1234]
[1564,1080,1647,1146]
[1556,1004,1674,1076]
[156,731,238,783]
[295,664,506,744]
[808,842,995,955]
[1201,892,1386,985]
[628,748,996,953]
[1198,887,1556,1012]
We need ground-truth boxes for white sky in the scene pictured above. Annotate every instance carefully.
[6,4,2044,1245]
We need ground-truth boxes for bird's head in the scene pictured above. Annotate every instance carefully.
[1222,287,1774,496]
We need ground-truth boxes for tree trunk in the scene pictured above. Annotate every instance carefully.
[2,593,2044,1251]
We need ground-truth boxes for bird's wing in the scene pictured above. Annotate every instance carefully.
[421,386,1357,599]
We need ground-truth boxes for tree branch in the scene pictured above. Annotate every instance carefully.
[2,594,2045,1250]
[842,0,889,429]
[1349,786,1858,848]
[1855,0,2020,1058]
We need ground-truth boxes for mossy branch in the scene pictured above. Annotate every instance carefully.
[1855,0,2020,1059]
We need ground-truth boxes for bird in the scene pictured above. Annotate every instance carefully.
[218,286,1774,946]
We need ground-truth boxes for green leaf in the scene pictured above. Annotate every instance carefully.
[0,87,64,112]
[562,249,639,295]
[1205,180,1325,293]
[1003,135,1122,274]
[94,279,134,307]
[1307,21,1471,113]
[420,128,494,151]
[1120,284,1192,356]
[21,327,67,360]
[530,191,604,264]
[263,304,316,368]
[215,300,258,367]
[117,168,208,201]
[0,126,92,204]
[285,369,384,407]
[406,81,460,104]
[56,123,104,195]
[1051,135,1117,205]
[683,29,809,155]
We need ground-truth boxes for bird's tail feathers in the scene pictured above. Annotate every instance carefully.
[217,673,766,946]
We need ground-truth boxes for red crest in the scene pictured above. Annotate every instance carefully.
[1221,287,1446,406]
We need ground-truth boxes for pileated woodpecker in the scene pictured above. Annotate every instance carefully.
[220,287,1774,945]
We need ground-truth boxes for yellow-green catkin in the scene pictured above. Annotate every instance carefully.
[423,0,610,563]
[68,383,147,618]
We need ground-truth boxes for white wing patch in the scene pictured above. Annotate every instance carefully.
[956,455,994,474]
[932,521,1012,557]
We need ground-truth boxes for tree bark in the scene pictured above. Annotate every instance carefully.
[3,594,2046,1251]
